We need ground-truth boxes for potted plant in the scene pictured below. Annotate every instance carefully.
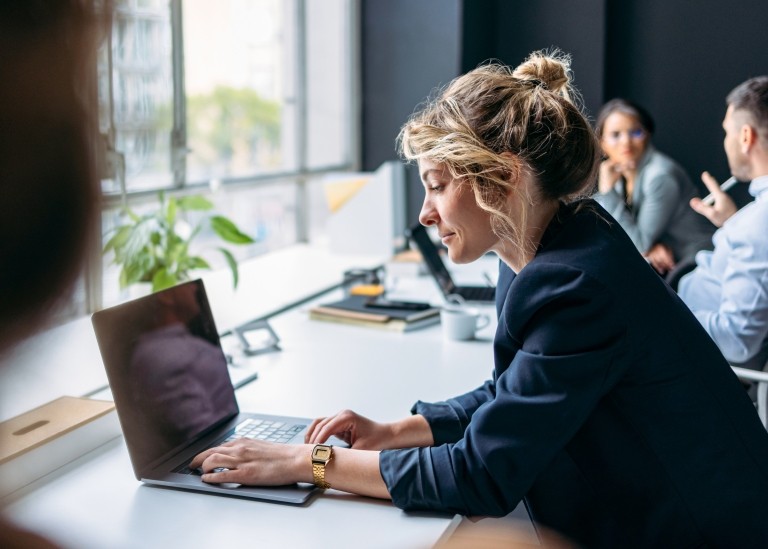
[104,192,255,292]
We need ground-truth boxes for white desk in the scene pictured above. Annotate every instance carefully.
[1,248,534,548]
[0,244,385,421]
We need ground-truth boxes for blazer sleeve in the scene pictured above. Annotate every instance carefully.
[410,260,516,445]
[379,263,629,516]
[411,380,496,445]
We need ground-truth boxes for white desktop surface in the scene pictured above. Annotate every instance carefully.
[4,443,458,549]
[0,244,385,421]
[4,300,496,549]
[1,247,523,549]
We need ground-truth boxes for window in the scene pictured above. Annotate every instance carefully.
[184,0,295,181]
[94,0,357,310]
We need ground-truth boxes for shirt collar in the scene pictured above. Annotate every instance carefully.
[749,174,768,197]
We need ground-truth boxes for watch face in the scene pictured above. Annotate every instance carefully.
[312,445,332,461]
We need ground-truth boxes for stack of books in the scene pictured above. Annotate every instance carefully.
[309,295,440,332]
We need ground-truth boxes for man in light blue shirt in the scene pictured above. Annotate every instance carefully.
[679,76,768,371]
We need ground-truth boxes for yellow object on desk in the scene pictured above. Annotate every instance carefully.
[324,176,371,213]
[349,284,385,296]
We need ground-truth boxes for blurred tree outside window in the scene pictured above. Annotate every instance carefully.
[93,0,356,310]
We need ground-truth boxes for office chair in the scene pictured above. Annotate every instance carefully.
[665,258,697,292]
[731,364,768,430]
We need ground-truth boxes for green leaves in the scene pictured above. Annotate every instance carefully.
[178,195,214,211]
[103,193,255,293]
[217,247,239,288]
[210,216,255,244]
[151,268,178,292]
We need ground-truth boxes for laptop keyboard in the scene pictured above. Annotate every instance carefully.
[460,286,495,301]
[228,418,307,443]
[174,418,307,475]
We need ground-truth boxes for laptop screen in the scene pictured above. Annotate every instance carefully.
[92,280,238,477]
[408,224,457,295]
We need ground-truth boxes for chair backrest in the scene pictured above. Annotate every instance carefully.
[665,258,697,291]
[731,364,768,429]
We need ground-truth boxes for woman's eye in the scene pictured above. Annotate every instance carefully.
[429,185,443,193]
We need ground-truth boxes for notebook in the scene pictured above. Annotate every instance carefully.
[407,224,496,303]
[92,279,342,504]
[309,295,441,332]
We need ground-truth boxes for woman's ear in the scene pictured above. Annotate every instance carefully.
[498,152,521,186]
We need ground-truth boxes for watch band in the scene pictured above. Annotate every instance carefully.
[311,444,333,489]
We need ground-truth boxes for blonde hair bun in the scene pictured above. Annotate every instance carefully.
[513,49,573,101]
[398,48,600,251]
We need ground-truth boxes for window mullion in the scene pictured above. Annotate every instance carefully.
[170,0,187,189]
[347,0,361,171]
[295,0,309,242]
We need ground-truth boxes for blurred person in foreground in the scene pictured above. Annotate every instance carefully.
[0,1,108,546]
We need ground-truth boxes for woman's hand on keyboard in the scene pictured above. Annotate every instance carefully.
[305,410,433,450]
[190,429,397,499]
[188,439,310,486]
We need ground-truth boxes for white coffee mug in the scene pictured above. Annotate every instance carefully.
[440,307,490,341]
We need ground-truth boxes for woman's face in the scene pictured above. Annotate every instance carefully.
[600,112,649,166]
[417,158,498,264]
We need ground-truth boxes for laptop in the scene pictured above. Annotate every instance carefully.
[92,279,341,504]
[406,224,496,303]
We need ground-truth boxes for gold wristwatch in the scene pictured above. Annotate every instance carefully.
[311,444,333,489]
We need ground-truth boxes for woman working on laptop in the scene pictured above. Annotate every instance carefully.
[191,51,768,548]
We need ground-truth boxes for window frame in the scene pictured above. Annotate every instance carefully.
[89,0,360,313]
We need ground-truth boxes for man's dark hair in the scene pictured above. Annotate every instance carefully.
[727,76,768,138]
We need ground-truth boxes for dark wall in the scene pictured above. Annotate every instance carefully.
[361,0,768,224]
[361,0,462,226]
[462,0,606,120]
[606,0,768,195]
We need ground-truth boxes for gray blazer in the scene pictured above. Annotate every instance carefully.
[594,146,714,263]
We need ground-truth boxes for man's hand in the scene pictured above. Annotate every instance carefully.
[689,171,738,228]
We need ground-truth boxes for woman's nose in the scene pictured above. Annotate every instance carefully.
[418,199,437,227]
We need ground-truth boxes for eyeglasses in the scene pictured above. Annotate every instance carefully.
[603,128,646,144]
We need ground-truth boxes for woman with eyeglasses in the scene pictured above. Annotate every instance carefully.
[594,99,714,278]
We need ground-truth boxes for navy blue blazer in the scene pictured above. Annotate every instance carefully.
[380,200,768,548]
